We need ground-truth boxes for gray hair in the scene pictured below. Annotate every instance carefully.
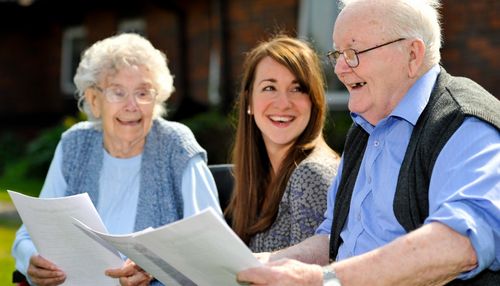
[74,33,174,121]
[338,0,442,68]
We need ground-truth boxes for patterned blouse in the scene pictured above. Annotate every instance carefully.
[248,143,340,252]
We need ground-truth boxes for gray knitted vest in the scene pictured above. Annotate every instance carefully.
[61,118,207,231]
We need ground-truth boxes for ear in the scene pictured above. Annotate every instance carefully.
[84,88,102,118]
[407,39,426,78]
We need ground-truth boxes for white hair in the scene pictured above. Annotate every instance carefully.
[73,33,174,121]
[338,0,442,67]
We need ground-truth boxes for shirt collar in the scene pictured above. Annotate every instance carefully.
[351,64,440,131]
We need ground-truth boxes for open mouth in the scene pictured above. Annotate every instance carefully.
[117,118,142,126]
[350,82,366,89]
[269,115,294,124]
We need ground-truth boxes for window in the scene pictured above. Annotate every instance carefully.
[60,26,87,95]
[118,18,146,35]
[298,0,348,110]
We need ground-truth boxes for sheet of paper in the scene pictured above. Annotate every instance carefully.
[77,208,261,286]
[8,190,123,286]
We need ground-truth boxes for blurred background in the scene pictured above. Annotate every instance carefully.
[0,0,498,284]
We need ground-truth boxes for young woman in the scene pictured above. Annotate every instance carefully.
[226,35,340,252]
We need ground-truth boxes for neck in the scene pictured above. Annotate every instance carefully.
[266,143,293,174]
[103,138,145,158]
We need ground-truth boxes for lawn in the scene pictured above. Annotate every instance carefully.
[1,181,41,285]
[0,192,22,286]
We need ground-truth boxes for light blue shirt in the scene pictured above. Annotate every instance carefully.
[12,142,223,275]
[316,65,500,278]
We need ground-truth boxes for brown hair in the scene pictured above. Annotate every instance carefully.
[225,35,330,243]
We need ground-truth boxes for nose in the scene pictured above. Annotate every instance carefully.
[123,93,140,110]
[334,54,351,76]
[274,91,292,109]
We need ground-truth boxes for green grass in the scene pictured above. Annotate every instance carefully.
[0,218,21,285]
[0,184,35,285]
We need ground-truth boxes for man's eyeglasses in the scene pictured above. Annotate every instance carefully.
[93,86,157,105]
[327,38,406,68]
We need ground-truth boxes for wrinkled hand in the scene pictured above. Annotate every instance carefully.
[27,254,66,286]
[237,258,323,286]
[106,259,153,286]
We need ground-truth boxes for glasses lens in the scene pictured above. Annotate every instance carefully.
[101,87,156,104]
[344,49,358,68]
[134,89,157,104]
[105,87,127,103]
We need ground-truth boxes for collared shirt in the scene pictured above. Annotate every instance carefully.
[12,142,222,276]
[316,65,500,278]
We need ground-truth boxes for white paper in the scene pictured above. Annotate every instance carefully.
[75,208,261,286]
[8,190,123,286]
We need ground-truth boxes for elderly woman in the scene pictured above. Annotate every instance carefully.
[12,33,222,286]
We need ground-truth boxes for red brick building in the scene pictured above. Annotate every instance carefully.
[0,0,498,142]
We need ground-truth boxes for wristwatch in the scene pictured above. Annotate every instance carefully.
[322,265,342,286]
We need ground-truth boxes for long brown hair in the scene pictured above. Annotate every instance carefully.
[225,35,329,244]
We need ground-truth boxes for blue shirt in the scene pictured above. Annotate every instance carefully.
[12,142,223,275]
[316,65,500,278]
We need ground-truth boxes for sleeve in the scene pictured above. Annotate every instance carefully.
[425,117,500,278]
[180,155,223,218]
[316,157,344,235]
[11,141,68,276]
[288,160,337,245]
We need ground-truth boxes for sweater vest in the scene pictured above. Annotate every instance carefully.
[61,118,207,231]
[329,68,500,285]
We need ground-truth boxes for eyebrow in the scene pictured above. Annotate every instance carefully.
[257,78,300,85]
[257,78,277,85]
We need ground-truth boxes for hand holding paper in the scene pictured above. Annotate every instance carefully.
[8,190,123,286]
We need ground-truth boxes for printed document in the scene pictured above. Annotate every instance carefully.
[8,190,123,286]
[74,207,261,286]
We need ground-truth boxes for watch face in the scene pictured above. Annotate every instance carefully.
[323,267,341,286]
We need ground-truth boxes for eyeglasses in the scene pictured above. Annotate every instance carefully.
[327,38,406,68]
[93,86,157,105]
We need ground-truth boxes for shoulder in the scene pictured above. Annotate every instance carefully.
[61,121,100,138]
[286,144,339,193]
[294,143,340,178]
[148,118,207,161]
[151,118,197,142]
[60,121,101,150]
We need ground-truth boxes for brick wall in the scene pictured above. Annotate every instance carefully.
[0,0,497,136]
[441,0,499,98]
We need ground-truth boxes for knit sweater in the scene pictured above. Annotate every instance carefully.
[249,143,339,252]
[61,118,207,231]
[329,68,499,285]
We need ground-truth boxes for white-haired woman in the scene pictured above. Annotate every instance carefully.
[12,33,222,286]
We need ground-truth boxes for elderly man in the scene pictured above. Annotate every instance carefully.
[237,0,499,285]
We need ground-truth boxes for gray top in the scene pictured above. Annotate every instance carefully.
[249,144,339,252]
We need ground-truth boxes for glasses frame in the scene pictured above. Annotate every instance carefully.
[92,85,157,105]
[327,38,406,68]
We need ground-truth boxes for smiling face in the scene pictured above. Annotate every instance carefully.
[85,65,156,158]
[250,56,312,160]
[333,3,413,125]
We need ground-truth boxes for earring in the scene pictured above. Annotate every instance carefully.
[247,108,251,115]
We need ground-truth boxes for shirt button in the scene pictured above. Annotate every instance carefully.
[357,213,361,221]
[374,140,380,147]
[367,176,372,184]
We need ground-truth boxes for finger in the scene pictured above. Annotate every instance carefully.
[118,272,153,286]
[30,255,61,271]
[30,274,66,286]
[106,262,138,278]
[28,257,65,283]
[236,267,268,285]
